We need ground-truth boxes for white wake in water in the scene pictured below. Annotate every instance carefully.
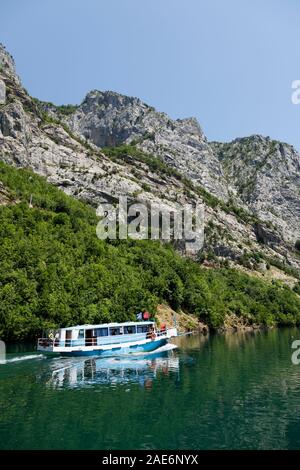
[148,343,177,354]
[0,354,46,364]
[128,342,178,357]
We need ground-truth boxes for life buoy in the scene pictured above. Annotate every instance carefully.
[151,332,156,340]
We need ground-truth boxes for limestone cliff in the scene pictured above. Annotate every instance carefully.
[0,43,299,281]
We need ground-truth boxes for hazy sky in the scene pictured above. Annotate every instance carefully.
[2,0,300,149]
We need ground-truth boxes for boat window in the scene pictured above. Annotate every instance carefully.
[78,329,85,339]
[65,330,72,345]
[109,327,122,336]
[65,330,72,339]
[94,328,109,337]
[137,325,150,333]
[124,325,136,334]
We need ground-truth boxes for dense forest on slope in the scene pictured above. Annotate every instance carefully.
[0,161,300,341]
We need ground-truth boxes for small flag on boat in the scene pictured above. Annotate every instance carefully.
[136,312,143,320]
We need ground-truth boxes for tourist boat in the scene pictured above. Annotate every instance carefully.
[37,321,177,357]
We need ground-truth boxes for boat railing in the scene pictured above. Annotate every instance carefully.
[37,338,57,348]
[155,330,168,337]
[38,328,170,349]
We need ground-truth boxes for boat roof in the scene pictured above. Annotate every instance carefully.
[59,321,155,331]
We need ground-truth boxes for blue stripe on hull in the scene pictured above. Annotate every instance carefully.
[60,338,167,357]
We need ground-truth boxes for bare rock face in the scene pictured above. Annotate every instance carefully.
[63,92,300,245]
[0,43,299,277]
[212,136,300,243]
[64,90,229,200]
[0,79,5,104]
[0,43,21,85]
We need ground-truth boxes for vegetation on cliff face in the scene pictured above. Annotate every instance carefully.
[103,144,260,224]
[2,44,300,284]
[0,161,300,341]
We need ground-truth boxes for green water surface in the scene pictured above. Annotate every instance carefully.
[1,328,300,450]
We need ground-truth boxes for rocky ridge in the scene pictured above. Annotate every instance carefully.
[0,43,299,282]
[46,89,300,246]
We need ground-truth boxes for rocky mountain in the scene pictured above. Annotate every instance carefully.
[0,43,299,282]
[63,90,228,200]
[212,136,300,244]
[45,88,300,246]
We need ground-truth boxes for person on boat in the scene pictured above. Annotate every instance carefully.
[136,311,143,321]
[147,324,156,339]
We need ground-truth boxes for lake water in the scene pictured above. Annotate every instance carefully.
[1,328,300,450]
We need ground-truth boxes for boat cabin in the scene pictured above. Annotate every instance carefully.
[46,321,156,348]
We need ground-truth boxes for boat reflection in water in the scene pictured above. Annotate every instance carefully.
[45,343,179,389]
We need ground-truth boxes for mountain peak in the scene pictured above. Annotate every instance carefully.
[82,89,147,110]
[0,43,16,74]
[0,43,21,86]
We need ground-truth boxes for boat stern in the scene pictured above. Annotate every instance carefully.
[37,338,57,354]
[166,327,177,339]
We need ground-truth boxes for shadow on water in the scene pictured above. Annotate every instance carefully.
[1,328,300,449]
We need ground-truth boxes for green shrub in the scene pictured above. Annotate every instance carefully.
[1,161,300,340]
